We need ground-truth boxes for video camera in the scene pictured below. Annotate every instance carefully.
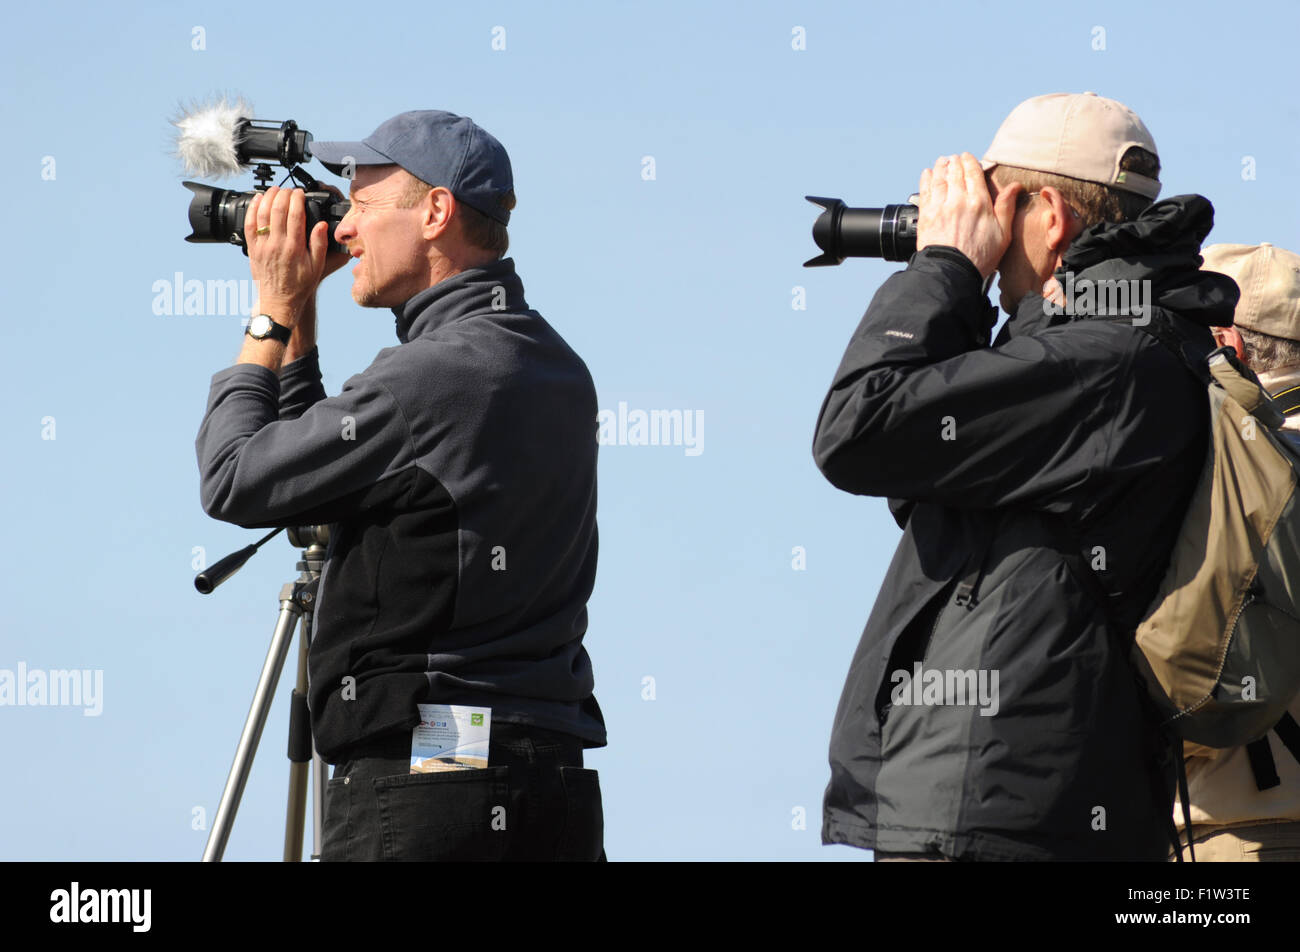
[174,99,350,256]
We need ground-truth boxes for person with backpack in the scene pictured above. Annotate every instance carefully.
[812,92,1239,860]
[1167,242,1300,862]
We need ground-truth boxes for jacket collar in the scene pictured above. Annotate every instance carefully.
[994,195,1239,346]
[391,257,527,343]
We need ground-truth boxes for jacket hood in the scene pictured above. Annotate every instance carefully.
[998,195,1238,343]
[1058,194,1238,328]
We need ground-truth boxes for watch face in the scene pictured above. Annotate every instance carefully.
[249,315,271,338]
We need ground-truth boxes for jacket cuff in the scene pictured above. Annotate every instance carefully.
[908,245,985,293]
[211,361,280,394]
[907,245,996,342]
[278,344,321,379]
[276,344,326,421]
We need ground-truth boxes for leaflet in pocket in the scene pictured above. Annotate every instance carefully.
[410,703,491,773]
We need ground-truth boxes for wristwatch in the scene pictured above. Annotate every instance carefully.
[246,313,292,344]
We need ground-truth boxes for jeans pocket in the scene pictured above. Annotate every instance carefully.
[321,776,352,862]
[373,766,511,861]
[556,767,604,861]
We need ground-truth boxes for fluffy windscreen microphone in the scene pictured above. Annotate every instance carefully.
[173,96,253,179]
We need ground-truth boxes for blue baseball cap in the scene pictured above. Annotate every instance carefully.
[311,110,514,224]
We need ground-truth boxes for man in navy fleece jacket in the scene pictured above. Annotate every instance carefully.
[195,110,606,861]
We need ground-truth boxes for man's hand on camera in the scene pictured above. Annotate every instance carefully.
[915,153,1022,282]
[244,185,330,326]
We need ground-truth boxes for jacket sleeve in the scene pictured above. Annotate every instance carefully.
[812,246,1119,514]
[276,345,328,421]
[196,355,415,529]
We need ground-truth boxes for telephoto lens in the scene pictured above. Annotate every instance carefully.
[803,196,920,266]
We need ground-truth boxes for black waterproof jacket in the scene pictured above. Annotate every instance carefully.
[813,195,1238,860]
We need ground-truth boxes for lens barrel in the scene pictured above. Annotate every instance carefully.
[183,182,246,246]
[803,196,920,266]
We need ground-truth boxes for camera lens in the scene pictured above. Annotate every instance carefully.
[804,197,920,265]
[183,182,250,247]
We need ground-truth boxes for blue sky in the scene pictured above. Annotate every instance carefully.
[1,0,1297,861]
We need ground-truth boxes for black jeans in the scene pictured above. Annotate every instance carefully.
[321,722,604,861]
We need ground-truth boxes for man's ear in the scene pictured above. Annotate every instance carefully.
[1212,325,1247,364]
[422,187,457,240]
[1038,186,1084,262]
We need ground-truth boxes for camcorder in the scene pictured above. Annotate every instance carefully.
[175,99,350,256]
[803,196,919,266]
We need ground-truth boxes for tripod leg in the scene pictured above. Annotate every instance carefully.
[202,586,303,862]
[283,624,313,861]
[312,746,328,860]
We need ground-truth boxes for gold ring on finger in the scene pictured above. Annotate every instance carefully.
[255,226,270,236]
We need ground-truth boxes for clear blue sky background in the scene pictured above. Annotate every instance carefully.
[1,0,1297,861]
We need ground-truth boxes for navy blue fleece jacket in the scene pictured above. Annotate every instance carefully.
[196,257,605,762]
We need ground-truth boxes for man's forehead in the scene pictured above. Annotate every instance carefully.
[348,164,404,197]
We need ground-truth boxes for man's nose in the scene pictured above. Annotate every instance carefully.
[335,205,357,240]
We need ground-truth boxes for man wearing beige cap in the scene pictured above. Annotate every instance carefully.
[1170,243,1300,862]
[813,92,1237,860]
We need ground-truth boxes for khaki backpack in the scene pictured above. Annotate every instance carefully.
[1129,345,1300,750]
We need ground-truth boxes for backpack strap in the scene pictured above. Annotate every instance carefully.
[1273,712,1300,769]
[1089,310,1215,386]
[1242,713,1300,791]
[1246,737,1281,791]
[1172,742,1196,862]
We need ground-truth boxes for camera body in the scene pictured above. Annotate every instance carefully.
[183,180,350,257]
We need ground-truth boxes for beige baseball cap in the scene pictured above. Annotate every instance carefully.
[980,91,1160,199]
[1201,243,1300,340]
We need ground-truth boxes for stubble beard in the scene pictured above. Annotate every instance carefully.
[350,268,387,308]
[352,283,381,307]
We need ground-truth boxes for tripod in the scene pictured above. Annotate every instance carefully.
[197,525,331,862]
